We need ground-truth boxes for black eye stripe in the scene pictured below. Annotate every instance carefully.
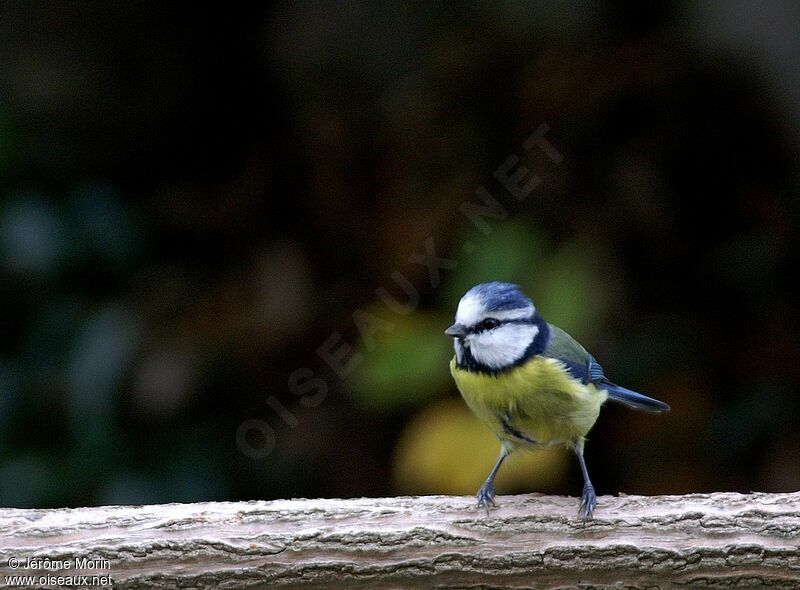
[468,321,495,334]
[468,317,535,334]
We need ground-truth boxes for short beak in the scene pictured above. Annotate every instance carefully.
[445,323,467,338]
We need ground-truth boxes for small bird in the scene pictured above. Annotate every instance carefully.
[446,282,669,520]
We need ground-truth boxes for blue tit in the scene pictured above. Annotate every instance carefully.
[445,282,669,520]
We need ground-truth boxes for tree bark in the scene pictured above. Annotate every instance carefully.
[1,492,798,589]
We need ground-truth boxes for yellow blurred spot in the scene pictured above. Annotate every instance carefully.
[392,399,569,495]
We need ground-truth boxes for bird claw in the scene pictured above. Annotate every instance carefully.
[578,483,596,522]
[476,481,497,515]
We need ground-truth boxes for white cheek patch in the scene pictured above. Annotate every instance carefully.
[467,323,540,370]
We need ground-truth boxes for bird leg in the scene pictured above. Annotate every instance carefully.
[574,444,596,521]
[476,447,509,514]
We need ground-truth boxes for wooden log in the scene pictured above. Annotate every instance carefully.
[1,492,798,589]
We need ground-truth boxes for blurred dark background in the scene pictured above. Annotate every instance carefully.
[1,2,798,509]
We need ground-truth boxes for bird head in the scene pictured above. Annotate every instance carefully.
[445,282,546,372]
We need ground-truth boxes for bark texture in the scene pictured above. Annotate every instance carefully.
[1,492,799,589]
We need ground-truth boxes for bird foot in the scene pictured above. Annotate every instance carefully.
[476,481,497,515]
[578,483,596,522]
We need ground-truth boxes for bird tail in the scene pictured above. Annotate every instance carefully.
[603,383,670,413]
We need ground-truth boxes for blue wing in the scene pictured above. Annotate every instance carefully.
[544,324,670,413]
[554,353,605,385]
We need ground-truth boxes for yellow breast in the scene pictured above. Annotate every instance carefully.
[449,356,607,446]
